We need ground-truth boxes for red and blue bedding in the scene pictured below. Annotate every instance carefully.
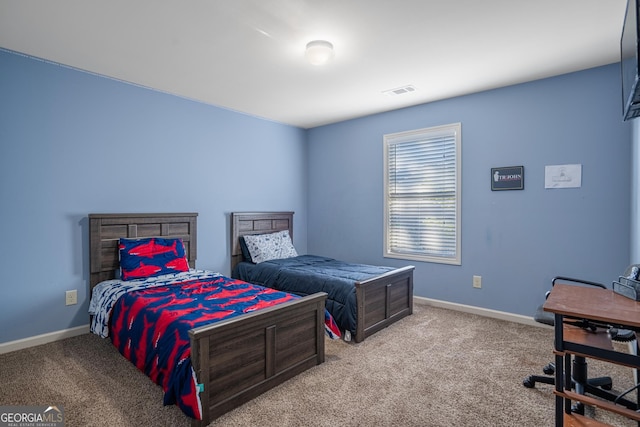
[89,270,340,420]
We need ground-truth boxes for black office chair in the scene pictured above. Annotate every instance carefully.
[522,276,614,392]
[523,270,638,412]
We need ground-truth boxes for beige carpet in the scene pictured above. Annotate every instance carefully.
[0,302,636,426]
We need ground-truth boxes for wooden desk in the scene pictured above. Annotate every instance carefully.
[544,284,640,426]
[544,284,640,329]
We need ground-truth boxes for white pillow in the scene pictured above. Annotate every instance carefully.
[277,230,298,259]
[243,230,298,263]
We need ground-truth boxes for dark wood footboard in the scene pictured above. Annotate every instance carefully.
[189,292,327,426]
[354,265,414,343]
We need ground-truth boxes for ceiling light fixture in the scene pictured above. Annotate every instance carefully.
[305,40,334,66]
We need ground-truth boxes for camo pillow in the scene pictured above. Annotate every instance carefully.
[243,230,298,264]
[119,237,189,281]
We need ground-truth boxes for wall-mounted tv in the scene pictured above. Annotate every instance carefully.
[622,0,640,120]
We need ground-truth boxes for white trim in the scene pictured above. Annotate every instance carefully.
[414,296,550,329]
[0,324,90,355]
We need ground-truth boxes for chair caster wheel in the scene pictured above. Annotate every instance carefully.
[523,378,534,388]
[543,364,555,375]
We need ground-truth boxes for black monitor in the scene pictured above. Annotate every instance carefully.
[622,0,640,120]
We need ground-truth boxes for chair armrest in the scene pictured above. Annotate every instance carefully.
[552,276,607,289]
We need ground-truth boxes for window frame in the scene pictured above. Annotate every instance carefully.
[383,122,462,265]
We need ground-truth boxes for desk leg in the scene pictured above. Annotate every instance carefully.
[555,352,565,427]
[554,313,565,427]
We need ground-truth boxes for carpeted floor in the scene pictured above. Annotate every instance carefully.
[0,302,636,426]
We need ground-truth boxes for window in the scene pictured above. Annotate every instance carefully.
[384,123,461,265]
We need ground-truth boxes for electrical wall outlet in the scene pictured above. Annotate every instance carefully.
[473,275,482,289]
[65,289,78,306]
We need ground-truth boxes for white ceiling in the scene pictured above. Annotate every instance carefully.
[0,0,629,129]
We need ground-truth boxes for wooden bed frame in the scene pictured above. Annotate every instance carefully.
[88,213,327,426]
[230,211,415,343]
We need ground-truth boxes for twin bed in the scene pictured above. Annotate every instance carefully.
[230,211,415,343]
[88,211,414,424]
[89,213,329,426]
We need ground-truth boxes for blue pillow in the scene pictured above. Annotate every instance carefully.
[119,237,189,281]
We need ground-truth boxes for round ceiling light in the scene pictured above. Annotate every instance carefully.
[305,40,334,66]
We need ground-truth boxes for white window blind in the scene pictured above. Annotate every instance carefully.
[384,123,461,265]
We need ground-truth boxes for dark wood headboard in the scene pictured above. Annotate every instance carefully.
[230,212,293,273]
[89,213,198,289]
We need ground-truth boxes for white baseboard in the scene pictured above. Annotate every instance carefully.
[0,324,90,355]
[414,296,550,329]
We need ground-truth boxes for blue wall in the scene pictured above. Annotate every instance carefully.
[0,47,632,344]
[307,64,632,316]
[0,49,309,343]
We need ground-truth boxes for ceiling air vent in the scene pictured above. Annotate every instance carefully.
[383,85,416,96]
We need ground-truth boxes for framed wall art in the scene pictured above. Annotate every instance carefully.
[544,164,581,189]
[491,166,524,191]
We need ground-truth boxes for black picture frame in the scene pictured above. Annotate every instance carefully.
[491,166,524,191]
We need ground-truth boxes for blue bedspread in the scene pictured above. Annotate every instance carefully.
[232,255,395,336]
